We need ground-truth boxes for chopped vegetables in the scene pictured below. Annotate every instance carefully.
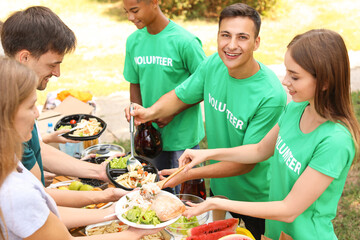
[122,206,161,225]
[109,155,129,169]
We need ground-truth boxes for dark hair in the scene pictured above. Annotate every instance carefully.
[1,6,76,58]
[288,29,360,161]
[219,3,261,38]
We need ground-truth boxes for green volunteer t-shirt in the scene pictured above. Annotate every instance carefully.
[124,20,206,151]
[22,123,45,185]
[175,53,287,202]
[265,101,355,240]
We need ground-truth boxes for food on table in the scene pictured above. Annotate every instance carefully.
[186,231,236,240]
[86,220,166,239]
[115,166,157,189]
[140,182,161,200]
[122,190,185,225]
[70,118,103,137]
[58,125,72,130]
[218,234,254,240]
[84,202,109,209]
[68,180,84,190]
[109,155,129,169]
[70,119,77,124]
[150,194,186,222]
[186,218,238,239]
[79,184,94,191]
[168,216,199,236]
[235,227,255,239]
[54,181,107,209]
[122,206,161,225]
[87,221,128,235]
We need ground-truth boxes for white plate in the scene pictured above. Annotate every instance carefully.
[115,190,183,229]
[47,180,75,188]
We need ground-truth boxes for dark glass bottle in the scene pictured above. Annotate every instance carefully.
[180,178,207,200]
[134,121,163,158]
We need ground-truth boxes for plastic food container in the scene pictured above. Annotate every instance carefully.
[85,220,174,239]
[106,155,159,190]
[166,194,209,238]
[79,156,110,189]
[54,114,107,141]
[82,143,125,158]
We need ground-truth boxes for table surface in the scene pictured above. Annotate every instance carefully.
[52,176,214,239]
[52,176,91,237]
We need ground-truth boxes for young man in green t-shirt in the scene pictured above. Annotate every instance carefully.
[123,0,206,193]
[126,3,287,239]
[2,6,126,206]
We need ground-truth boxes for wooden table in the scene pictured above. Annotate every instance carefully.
[51,176,96,236]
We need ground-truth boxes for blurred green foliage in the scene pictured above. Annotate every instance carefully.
[160,0,277,20]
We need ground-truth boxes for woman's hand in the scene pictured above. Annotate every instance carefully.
[158,168,189,188]
[44,171,56,187]
[178,149,208,172]
[103,187,130,202]
[42,129,80,144]
[182,198,215,219]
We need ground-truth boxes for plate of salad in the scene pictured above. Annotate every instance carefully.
[115,190,184,229]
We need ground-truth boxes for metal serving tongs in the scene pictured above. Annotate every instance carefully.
[127,103,142,171]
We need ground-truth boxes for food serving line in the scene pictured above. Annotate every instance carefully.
[46,112,255,240]
[49,176,209,239]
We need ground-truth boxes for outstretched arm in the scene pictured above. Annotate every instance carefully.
[40,142,109,182]
[46,187,129,207]
[24,210,162,240]
[125,90,190,125]
[179,124,280,171]
[159,161,255,189]
[183,166,333,222]
[42,129,79,144]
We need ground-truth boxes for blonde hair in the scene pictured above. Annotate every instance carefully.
[288,29,360,163]
[0,57,37,239]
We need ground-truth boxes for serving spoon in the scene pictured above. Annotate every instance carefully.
[156,163,190,189]
[127,103,142,171]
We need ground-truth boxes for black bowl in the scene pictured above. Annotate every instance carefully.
[54,114,106,141]
[79,156,109,189]
[106,155,159,190]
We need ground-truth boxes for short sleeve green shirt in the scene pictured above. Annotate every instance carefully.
[124,20,206,151]
[22,124,45,185]
[176,53,287,202]
[265,101,355,239]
